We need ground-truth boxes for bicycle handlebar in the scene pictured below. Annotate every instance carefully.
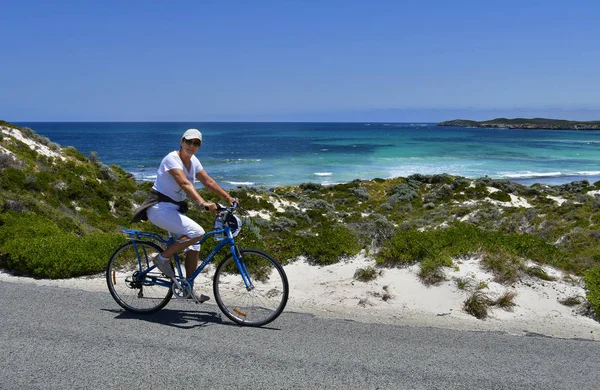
[204,200,239,212]
[215,200,239,212]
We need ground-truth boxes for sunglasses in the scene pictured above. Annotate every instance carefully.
[183,139,201,147]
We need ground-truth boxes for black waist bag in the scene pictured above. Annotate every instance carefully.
[131,189,188,223]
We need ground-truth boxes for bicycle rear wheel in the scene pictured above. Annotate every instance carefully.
[213,248,289,327]
[106,240,173,313]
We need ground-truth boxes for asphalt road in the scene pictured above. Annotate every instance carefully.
[1,280,599,389]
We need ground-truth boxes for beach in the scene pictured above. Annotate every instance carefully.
[2,252,598,340]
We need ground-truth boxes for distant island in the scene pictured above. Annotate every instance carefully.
[437,118,600,130]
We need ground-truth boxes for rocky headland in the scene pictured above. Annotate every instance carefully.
[437,118,600,130]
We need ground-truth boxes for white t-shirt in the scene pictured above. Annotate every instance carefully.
[152,150,204,202]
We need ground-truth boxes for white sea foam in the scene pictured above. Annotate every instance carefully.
[220,158,262,164]
[500,171,563,179]
[575,171,600,176]
[500,171,600,180]
[226,181,255,186]
[131,172,156,182]
[314,172,332,176]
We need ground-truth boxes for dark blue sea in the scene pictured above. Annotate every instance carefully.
[17,122,600,189]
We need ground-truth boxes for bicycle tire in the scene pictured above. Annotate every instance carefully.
[106,240,173,313]
[213,248,289,327]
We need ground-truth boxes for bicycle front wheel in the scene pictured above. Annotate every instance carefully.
[213,249,289,327]
[106,240,173,313]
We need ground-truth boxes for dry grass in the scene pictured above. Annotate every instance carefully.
[354,266,380,282]
[493,291,517,311]
[559,296,583,307]
[463,291,492,319]
[526,266,555,281]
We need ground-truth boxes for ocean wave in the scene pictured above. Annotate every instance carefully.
[499,171,600,180]
[314,172,333,176]
[574,171,600,176]
[132,173,157,182]
[226,181,255,186]
[499,171,563,179]
[213,158,262,164]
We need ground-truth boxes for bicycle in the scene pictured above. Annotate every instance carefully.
[106,202,289,327]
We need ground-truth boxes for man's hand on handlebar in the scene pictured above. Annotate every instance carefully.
[202,202,217,212]
[201,198,239,212]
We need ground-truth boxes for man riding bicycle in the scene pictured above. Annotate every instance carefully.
[131,128,236,302]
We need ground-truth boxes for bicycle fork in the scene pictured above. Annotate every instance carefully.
[231,245,254,291]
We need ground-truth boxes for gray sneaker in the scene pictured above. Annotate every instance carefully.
[152,254,175,279]
[189,292,210,303]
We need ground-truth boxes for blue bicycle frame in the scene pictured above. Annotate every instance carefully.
[121,223,254,291]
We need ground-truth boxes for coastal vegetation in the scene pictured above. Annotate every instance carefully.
[437,118,600,130]
[1,120,600,319]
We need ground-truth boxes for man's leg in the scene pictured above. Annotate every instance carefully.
[185,250,199,279]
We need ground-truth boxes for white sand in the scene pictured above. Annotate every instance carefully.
[2,252,597,340]
[1,126,65,161]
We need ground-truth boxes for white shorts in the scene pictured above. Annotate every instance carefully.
[147,202,205,252]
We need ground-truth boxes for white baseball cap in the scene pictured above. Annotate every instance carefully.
[182,128,202,141]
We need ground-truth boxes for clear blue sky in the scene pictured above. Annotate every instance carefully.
[1,0,599,122]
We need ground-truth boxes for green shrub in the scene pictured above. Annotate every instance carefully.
[423,184,454,204]
[0,153,24,170]
[366,215,396,246]
[1,168,28,191]
[229,190,276,211]
[234,222,266,252]
[463,185,490,200]
[281,206,311,225]
[482,250,523,284]
[3,232,126,278]
[408,173,453,184]
[377,224,479,267]
[354,266,379,282]
[298,198,334,211]
[0,211,126,278]
[349,187,370,199]
[489,191,511,202]
[270,217,297,232]
[302,224,361,265]
[376,229,432,265]
[0,120,21,129]
[376,222,566,285]
[419,256,450,285]
[299,182,322,192]
[63,147,88,162]
[264,230,303,263]
[388,183,418,204]
[584,267,600,317]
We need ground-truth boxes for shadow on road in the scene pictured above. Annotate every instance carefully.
[103,307,284,331]
[103,307,234,329]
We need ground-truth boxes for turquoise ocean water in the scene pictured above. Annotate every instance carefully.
[17,122,600,189]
